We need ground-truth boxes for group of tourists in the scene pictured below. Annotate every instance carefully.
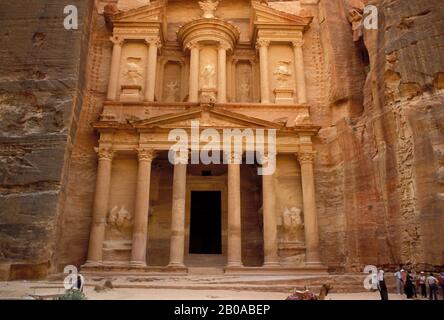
[372,266,444,300]
[393,268,444,300]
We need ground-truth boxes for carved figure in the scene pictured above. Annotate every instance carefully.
[274,61,292,87]
[108,205,132,232]
[198,0,220,19]
[165,81,179,102]
[123,57,143,86]
[201,63,216,88]
[282,207,303,242]
[239,81,250,102]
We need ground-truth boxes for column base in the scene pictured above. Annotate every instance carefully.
[167,263,188,273]
[263,262,280,268]
[225,263,244,268]
[129,261,147,268]
[83,260,103,268]
[305,261,324,267]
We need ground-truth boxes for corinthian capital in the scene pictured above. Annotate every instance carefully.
[95,147,115,161]
[186,41,200,51]
[110,36,124,46]
[297,152,316,164]
[256,39,270,49]
[218,42,231,51]
[137,148,157,162]
[292,39,304,49]
[145,36,162,48]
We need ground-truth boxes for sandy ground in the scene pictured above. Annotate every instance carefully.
[0,281,416,300]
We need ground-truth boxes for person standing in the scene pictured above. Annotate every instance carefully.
[419,271,427,298]
[439,272,444,300]
[401,268,407,286]
[377,269,389,300]
[410,268,417,298]
[404,272,414,299]
[394,268,403,295]
[427,273,439,300]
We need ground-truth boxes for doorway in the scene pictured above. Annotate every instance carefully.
[189,191,222,254]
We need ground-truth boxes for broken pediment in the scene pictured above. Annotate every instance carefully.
[112,0,166,24]
[251,1,312,28]
[131,106,283,130]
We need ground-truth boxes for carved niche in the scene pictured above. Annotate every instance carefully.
[119,42,148,102]
[235,61,253,103]
[162,61,182,102]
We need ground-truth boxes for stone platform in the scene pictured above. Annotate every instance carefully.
[40,273,396,294]
[81,263,328,277]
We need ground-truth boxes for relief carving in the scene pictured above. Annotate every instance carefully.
[165,81,179,102]
[108,205,133,232]
[239,82,250,102]
[282,207,304,242]
[274,61,292,88]
[198,0,220,19]
[201,63,216,88]
[123,57,143,86]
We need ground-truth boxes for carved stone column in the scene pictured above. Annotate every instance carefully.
[297,152,321,265]
[256,39,271,104]
[261,154,279,266]
[168,152,189,268]
[86,147,114,265]
[145,37,161,102]
[292,39,307,104]
[188,42,200,103]
[217,43,228,103]
[107,37,123,101]
[226,151,243,268]
[130,148,156,267]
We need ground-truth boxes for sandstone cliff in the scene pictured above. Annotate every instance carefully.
[0,0,93,279]
[316,0,444,272]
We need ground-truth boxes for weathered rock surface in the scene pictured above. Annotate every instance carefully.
[0,0,93,279]
[316,0,444,271]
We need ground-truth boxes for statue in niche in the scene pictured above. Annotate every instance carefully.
[201,63,216,88]
[282,207,304,242]
[165,81,179,102]
[108,205,132,232]
[239,81,250,102]
[274,61,292,88]
[198,0,220,19]
[123,57,143,86]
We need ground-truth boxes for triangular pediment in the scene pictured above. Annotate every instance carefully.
[132,106,283,130]
[251,1,312,26]
[113,0,165,23]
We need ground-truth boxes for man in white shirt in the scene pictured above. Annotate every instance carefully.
[394,268,403,295]
[427,273,439,300]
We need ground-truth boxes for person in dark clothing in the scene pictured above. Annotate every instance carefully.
[377,269,389,300]
[76,275,84,292]
[404,272,414,299]
[419,271,427,298]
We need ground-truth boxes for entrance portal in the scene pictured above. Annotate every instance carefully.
[189,191,222,254]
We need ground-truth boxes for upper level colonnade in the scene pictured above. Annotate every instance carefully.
[103,0,313,107]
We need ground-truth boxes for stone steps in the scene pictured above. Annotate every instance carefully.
[34,274,398,294]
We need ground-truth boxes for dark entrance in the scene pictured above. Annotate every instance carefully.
[189,191,222,254]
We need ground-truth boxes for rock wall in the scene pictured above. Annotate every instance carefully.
[316,0,444,272]
[0,0,93,280]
